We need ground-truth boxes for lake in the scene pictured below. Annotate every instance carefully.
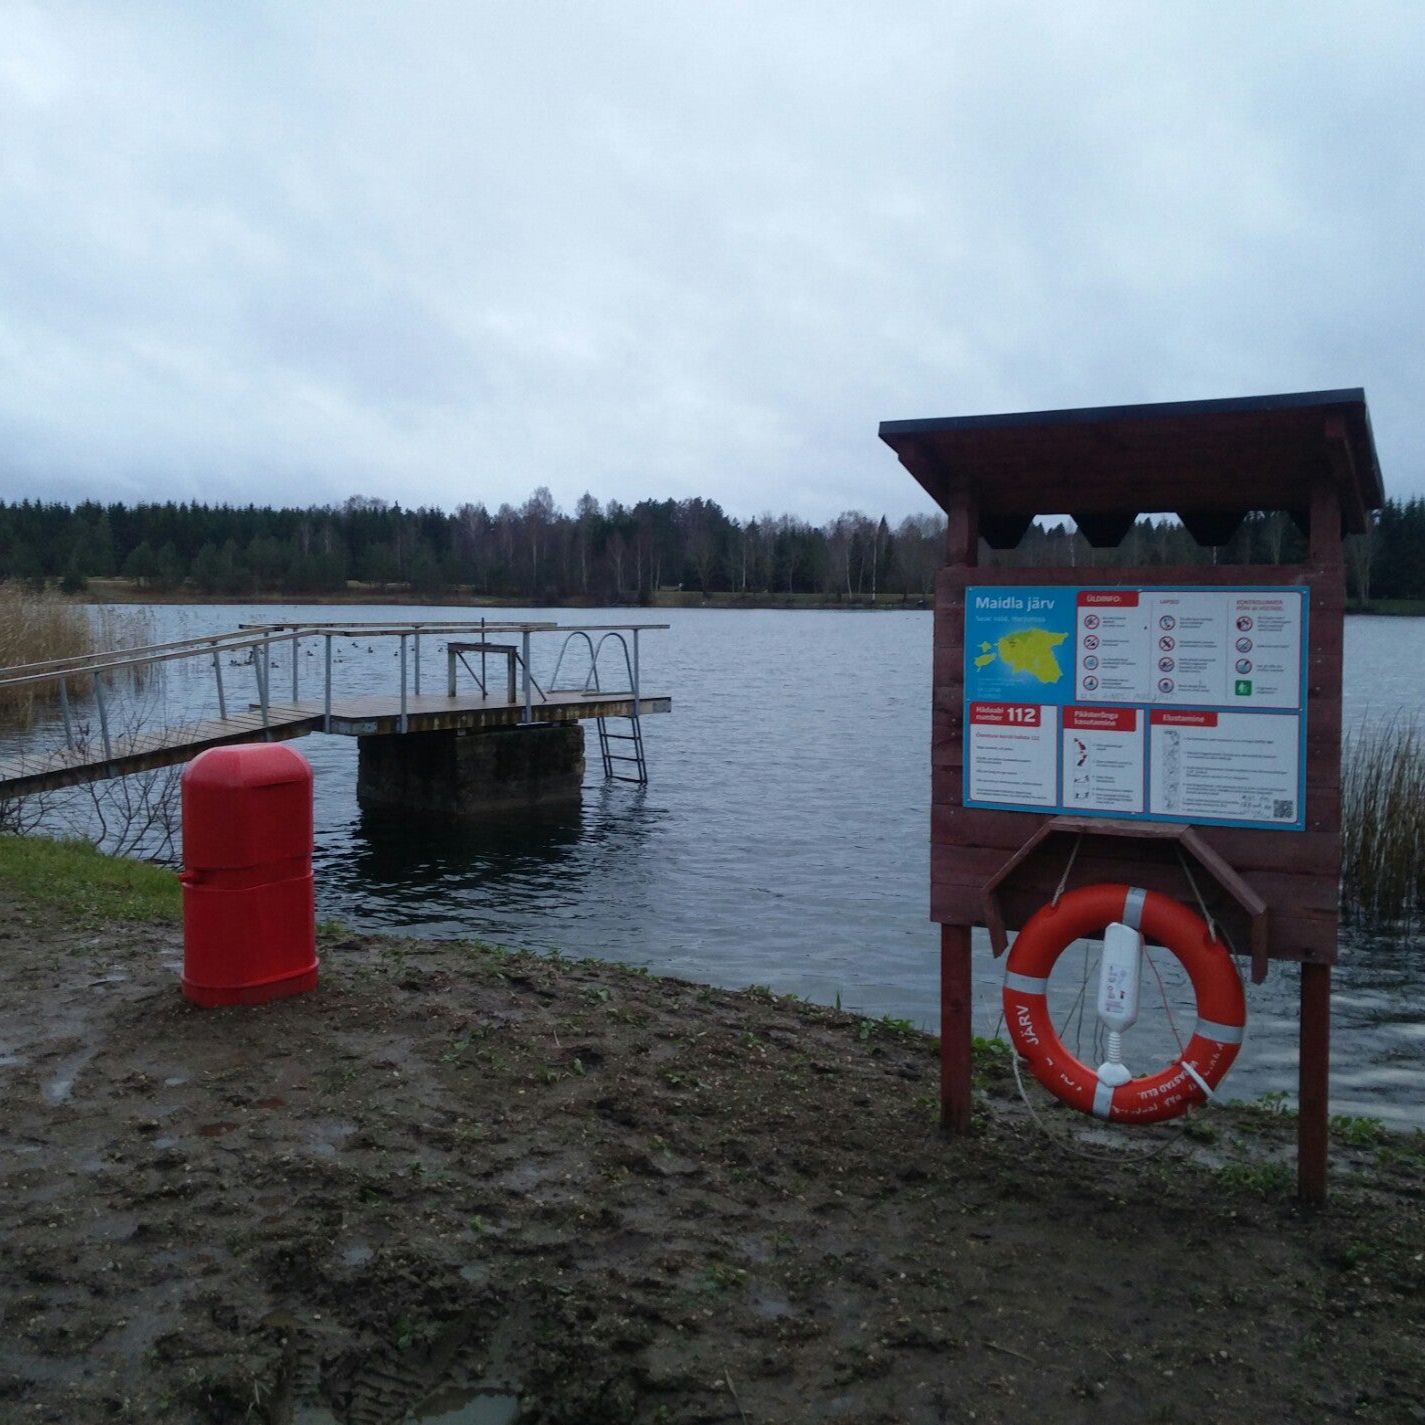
[30,604,1425,1124]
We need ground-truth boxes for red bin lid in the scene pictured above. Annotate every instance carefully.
[183,743,313,790]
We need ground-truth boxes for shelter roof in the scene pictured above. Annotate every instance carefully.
[879,389,1382,547]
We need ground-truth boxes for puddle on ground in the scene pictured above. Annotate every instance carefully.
[306,1118,359,1157]
[411,1388,520,1424]
[340,1241,373,1267]
[44,1045,99,1104]
[293,1389,519,1424]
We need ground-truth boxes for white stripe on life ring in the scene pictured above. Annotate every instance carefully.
[1004,971,1048,994]
[1122,886,1148,930]
[1195,1016,1245,1045]
[1092,1079,1115,1119]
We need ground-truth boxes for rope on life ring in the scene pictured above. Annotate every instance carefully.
[1002,883,1246,1125]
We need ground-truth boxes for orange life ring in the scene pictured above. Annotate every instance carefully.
[1002,883,1246,1124]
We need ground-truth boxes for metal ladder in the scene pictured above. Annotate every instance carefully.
[595,711,648,784]
[548,630,649,786]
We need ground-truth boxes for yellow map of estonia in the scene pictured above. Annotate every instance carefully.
[974,627,1067,684]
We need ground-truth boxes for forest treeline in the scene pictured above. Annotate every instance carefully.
[0,490,1405,603]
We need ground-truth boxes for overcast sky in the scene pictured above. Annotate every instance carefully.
[2,2,1422,523]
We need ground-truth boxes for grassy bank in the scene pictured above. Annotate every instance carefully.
[0,833,180,923]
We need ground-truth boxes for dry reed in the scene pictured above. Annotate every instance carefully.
[0,585,96,724]
[1341,717,1425,929]
[0,586,155,726]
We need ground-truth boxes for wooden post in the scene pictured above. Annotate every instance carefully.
[939,475,978,1135]
[1298,962,1331,1204]
[1300,476,1342,1205]
[943,475,979,569]
[940,924,974,1133]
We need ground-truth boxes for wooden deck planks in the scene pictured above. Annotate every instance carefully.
[0,688,670,797]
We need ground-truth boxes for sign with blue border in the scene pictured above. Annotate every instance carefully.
[963,585,1308,831]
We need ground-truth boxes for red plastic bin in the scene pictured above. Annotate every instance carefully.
[180,743,318,1007]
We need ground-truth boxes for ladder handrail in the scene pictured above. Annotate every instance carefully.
[548,631,601,693]
[588,632,637,698]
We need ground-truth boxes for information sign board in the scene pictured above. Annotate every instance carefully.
[963,585,1307,830]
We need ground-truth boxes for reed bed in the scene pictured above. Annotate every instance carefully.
[0,585,97,724]
[0,585,154,727]
[1341,717,1425,929]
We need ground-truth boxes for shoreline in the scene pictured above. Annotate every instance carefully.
[1,838,1422,1422]
[64,579,1425,617]
[77,577,929,612]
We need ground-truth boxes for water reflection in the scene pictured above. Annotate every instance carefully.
[320,780,662,956]
[351,800,588,883]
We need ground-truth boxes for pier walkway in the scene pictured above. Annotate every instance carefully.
[0,620,669,799]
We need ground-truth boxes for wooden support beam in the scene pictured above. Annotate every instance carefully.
[980,816,1269,971]
[979,512,1034,549]
[1308,479,1345,567]
[1072,510,1138,548]
[1324,416,1371,542]
[943,477,979,568]
[939,924,974,1134]
[1177,509,1246,547]
[1298,961,1331,1204]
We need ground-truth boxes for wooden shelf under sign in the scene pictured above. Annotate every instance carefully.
[981,815,1271,984]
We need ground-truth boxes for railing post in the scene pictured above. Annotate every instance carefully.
[57,675,76,749]
[258,638,270,729]
[632,628,641,719]
[291,631,300,704]
[93,672,114,762]
[324,634,333,733]
[399,634,409,733]
[414,630,421,696]
[447,644,457,697]
[481,617,487,688]
[211,642,227,720]
[521,629,532,724]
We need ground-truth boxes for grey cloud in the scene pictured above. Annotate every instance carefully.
[1,1,1422,521]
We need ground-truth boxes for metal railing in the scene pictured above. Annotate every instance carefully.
[0,619,666,777]
[547,627,647,719]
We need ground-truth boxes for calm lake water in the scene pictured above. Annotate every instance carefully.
[35,605,1425,1124]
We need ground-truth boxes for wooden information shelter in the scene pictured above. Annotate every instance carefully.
[880,390,1383,1202]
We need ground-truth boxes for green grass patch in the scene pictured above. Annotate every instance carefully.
[0,834,180,924]
[1330,1113,1391,1148]
[1216,1160,1294,1196]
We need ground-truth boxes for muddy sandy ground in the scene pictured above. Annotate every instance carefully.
[2,895,1423,1424]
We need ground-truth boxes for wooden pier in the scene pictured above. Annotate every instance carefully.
[0,622,669,802]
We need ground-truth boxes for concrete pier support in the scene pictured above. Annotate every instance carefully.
[356,723,585,819]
